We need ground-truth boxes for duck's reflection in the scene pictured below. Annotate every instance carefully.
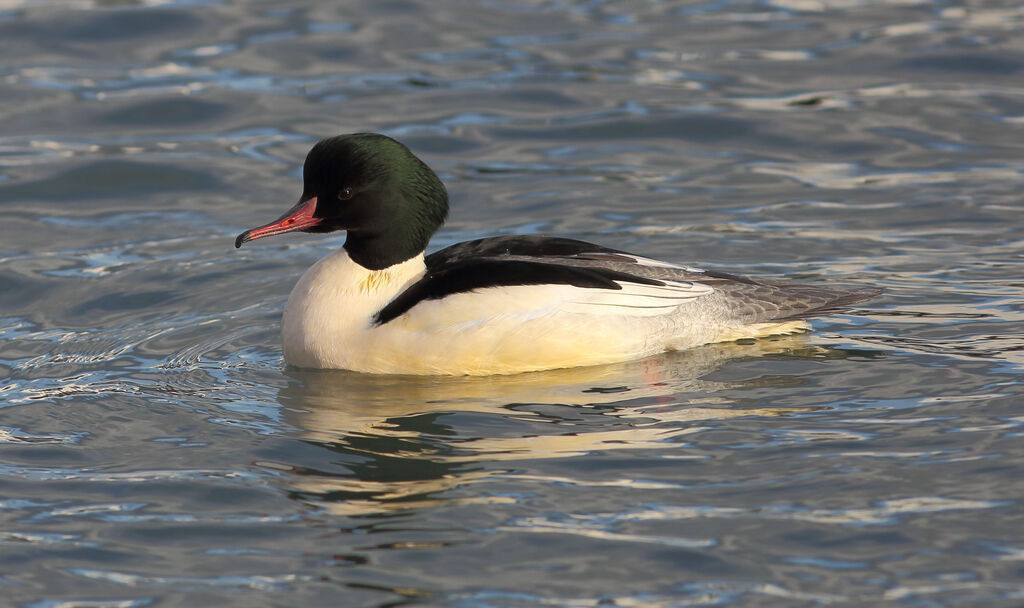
[272,335,838,515]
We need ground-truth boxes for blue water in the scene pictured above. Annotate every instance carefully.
[3,1,1024,606]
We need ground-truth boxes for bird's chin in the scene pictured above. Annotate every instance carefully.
[304,223,342,234]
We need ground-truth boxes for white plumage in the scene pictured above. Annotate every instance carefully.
[282,248,808,375]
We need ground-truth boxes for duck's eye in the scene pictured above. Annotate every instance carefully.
[337,187,354,200]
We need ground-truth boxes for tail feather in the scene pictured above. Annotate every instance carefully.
[716,282,882,323]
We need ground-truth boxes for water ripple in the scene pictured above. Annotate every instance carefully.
[3,1,1024,606]
[68,569,311,592]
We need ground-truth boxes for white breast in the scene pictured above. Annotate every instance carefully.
[281,249,427,370]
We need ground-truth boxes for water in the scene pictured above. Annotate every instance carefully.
[2,0,1024,606]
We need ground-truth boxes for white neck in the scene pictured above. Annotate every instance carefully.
[281,248,426,368]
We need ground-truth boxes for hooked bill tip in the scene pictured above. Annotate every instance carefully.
[234,231,250,249]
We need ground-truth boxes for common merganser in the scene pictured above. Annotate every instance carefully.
[235,133,879,375]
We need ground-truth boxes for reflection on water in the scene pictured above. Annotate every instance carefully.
[275,336,835,516]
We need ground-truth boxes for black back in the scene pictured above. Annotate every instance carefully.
[372,236,667,325]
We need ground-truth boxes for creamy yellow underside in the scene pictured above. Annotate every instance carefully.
[281,248,811,376]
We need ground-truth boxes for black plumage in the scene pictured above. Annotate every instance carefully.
[372,235,880,326]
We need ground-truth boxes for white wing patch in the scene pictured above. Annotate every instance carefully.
[392,279,715,332]
[629,254,706,274]
[561,279,713,317]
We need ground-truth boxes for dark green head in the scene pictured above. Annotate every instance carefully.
[235,133,449,270]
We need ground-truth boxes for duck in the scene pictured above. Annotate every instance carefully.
[235,133,880,375]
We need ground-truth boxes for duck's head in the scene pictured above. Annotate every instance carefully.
[235,133,449,270]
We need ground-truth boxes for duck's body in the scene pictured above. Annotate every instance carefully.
[237,133,879,376]
[281,239,825,375]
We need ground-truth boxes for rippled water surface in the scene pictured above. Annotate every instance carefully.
[3,0,1024,606]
